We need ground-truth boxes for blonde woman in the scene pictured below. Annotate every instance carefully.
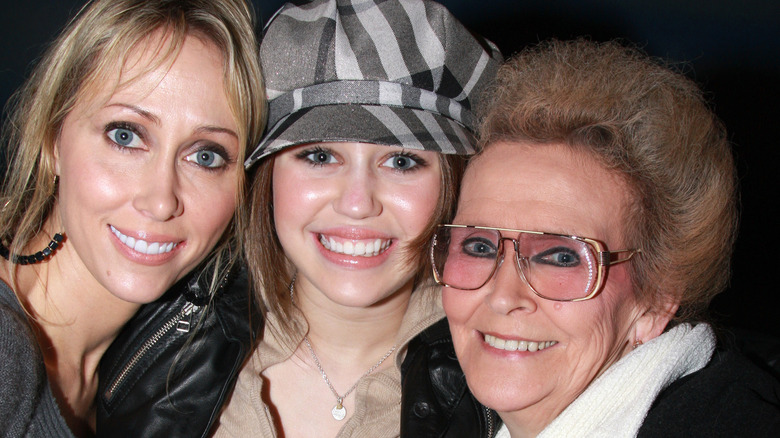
[0,0,264,436]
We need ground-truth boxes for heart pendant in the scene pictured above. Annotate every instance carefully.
[332,404,346,421]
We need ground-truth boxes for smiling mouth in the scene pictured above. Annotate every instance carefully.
[110,225,179,255]
[484,334,558,352]
[319,234,392,257]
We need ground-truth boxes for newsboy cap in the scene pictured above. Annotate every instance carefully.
[245,0,502,167]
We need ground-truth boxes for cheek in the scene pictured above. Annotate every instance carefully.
[271,169,321,254]
[59,157,127,217]
[442,287,478,326]
[555,289,639,373]
[386,176,440,235]
[57,125,139,215]
[188,181,238,240]
[442,289,482,373]
[272,168,325,223]
[554,301,619,346]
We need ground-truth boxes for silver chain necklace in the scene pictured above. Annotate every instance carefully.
[290,275,398,421]
[304,336,396,420]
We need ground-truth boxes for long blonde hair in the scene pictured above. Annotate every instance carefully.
[1,0,266,293]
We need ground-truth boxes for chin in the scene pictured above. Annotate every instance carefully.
[472,384,535,412]
[104,278,174,305]
[466,369,554,413]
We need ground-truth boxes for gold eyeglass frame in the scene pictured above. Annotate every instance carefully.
[430,224,641,302]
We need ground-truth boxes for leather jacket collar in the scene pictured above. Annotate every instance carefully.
[401,318,500,438]
[97,263,259,437]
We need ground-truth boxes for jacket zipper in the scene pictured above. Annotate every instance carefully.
[104,301,200,400]
[485,407,494,438]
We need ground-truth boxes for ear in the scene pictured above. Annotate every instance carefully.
[634,297,679,343]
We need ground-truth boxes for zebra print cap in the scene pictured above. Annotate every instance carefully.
[245,0,502,167]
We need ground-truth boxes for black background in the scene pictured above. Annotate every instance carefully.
[2,1,778,336]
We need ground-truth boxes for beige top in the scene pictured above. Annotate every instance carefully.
[212,283,444,438]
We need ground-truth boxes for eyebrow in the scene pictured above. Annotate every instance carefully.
[194,125,238,139]
[107,103,238,139]
[107,103,161,125]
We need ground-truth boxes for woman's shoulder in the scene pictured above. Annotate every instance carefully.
[639,348,780,437]
[0,285,54,436]
[0,283,37,353]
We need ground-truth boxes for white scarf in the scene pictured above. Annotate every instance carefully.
[495,323,716,438]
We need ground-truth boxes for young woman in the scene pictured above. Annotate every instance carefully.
[213,0,501,437]
[0,0,264,436]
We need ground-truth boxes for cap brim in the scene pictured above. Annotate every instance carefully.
[245,104,476,168]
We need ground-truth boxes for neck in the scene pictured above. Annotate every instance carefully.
[501,416,547,438]
[295,276,412,365]
[2,241,140,436]
[13,242,139,383]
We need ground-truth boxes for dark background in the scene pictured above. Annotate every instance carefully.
[2,1,778,337]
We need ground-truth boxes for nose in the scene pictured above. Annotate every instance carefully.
[332,167,383,219]
[132,159,183,221]
[484,241,538,315]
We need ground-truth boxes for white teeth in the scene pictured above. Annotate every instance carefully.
[484,334,557,352]
[110,225,178,256]
[319,235,390,257]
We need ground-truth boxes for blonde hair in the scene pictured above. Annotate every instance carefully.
[1,0,266,292]
[480,39,738,323]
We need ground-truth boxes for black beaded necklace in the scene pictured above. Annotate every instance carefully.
[0,233,64,265]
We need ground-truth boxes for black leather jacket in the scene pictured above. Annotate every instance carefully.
[96,264,259,437]
[401,318,500,438]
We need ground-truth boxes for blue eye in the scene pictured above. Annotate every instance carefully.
[382,154,419,171]
[532,246,581,267]
[107,127,142,148]
[462,237,498,259]
[186,149,227,168]
[301,149,338,165]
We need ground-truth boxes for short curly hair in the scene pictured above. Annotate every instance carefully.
[479,39,738,324]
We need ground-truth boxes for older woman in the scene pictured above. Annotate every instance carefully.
[402,39,780,437]
[0,0,264,436]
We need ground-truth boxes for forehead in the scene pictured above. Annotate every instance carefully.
[77,31,225,114]
[458,141,631,245]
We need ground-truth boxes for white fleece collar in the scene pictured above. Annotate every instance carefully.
[495,323,716,438]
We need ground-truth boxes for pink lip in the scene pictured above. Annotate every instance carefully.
[313,227,394,269]
[110,224,182,242]
[108,224,184,266]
